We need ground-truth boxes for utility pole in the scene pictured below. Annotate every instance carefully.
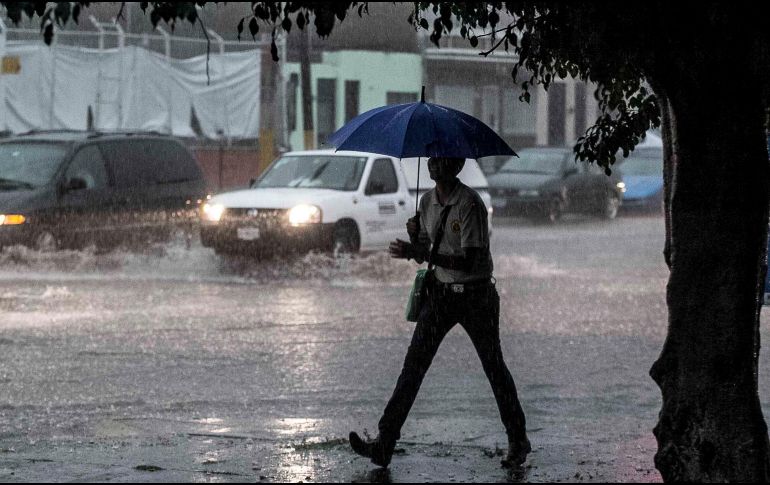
[298,25,314,149]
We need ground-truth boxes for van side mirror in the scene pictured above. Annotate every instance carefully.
[249,178,257,187]
[64,177,88,192]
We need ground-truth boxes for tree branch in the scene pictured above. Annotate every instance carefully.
[198,15,211,86]
[116,2,126,22]
[478,25,512,57]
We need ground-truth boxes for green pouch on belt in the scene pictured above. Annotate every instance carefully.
[404,208,449,323]
[405,268,430,322]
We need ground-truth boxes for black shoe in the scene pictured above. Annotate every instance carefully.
[501,437,531,468]
[349,431,396,467]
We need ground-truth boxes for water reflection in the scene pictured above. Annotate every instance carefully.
[350,467,392,483]
[273,417,324,436]
[505,465,530,483]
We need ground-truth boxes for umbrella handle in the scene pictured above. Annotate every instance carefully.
[409,211,421,245]
[415,156,421,215]
[410,156,421,245]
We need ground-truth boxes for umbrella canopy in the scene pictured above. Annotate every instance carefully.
[326,92,516,160]
[326,88,516,219]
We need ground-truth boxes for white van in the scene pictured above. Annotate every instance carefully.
[200,150,492,256]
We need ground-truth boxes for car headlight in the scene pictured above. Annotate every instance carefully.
[0,214,26,225]
[616,182,627,193]
[288,204,321,226]
[201,203,225,222]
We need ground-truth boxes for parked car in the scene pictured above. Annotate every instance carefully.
[614,148,664,213]
[200,150,492,257]
[0,130,207,251]
[487,147,625,221]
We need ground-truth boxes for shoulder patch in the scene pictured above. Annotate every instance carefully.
[451,219,462,233]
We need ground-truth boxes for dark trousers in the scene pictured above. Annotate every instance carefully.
[378,282,527,443]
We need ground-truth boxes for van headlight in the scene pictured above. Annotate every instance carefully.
[0,214,26,225]
[201,203,225,222]
[616,181,626,193]
[288,204,321,226]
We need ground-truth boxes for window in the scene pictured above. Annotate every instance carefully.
[256,155,367,191]
[386,91,418,106]
[0,143,67,188]
[548,83,566,146]
[345,80,360,123]
[316,78,337,147]
[65,145,108,189]
[502,87,537,136]
[100,140,201,188]
[434,85,474,115]
[287,73,298,132]
[499,151,565,175]
[366,158,398,195]
[481,86,500,131]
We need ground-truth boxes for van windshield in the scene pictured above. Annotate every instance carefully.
[255,155,367,191]
[0,143,68,190]
[499,151,564,174]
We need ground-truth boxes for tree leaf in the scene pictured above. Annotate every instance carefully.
[470,35,478,48]
[489,10,499,27]
[420,18,429,30]
[249,17,259,38]
[282,15,292,33]
[6,3,22,24]
[237,17,244,40]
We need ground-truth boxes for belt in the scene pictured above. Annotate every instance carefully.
[432,278,495,295]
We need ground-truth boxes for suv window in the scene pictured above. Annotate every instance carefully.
[366,158,398,195]
[65,145,108,189]
[0,142,68,189]
[100,139,201,188]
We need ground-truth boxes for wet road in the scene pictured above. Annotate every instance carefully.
[0,214,765,482]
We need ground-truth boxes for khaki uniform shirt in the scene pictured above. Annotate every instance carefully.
[417,181,493,283]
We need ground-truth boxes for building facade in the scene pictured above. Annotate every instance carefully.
[283,50,422,151]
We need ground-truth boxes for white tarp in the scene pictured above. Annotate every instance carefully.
[0,42,261,139]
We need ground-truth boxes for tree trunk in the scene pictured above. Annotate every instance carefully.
[657,91,674,269]
[649,70,770,480]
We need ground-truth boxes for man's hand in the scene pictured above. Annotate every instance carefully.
[389,239,411,259]
[406,213,421,239]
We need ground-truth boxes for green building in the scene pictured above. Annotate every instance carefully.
[283,50,423,151]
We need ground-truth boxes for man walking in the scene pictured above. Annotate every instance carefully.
[349,156,530,468]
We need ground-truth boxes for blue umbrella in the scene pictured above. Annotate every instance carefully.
[326,87,516,215]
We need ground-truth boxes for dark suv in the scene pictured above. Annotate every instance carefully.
[487,147,625,221]
[0,131,207,251]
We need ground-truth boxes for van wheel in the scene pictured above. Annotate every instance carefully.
[332,222,360,255]
[601,193,620,220]
[34,230,58,252]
